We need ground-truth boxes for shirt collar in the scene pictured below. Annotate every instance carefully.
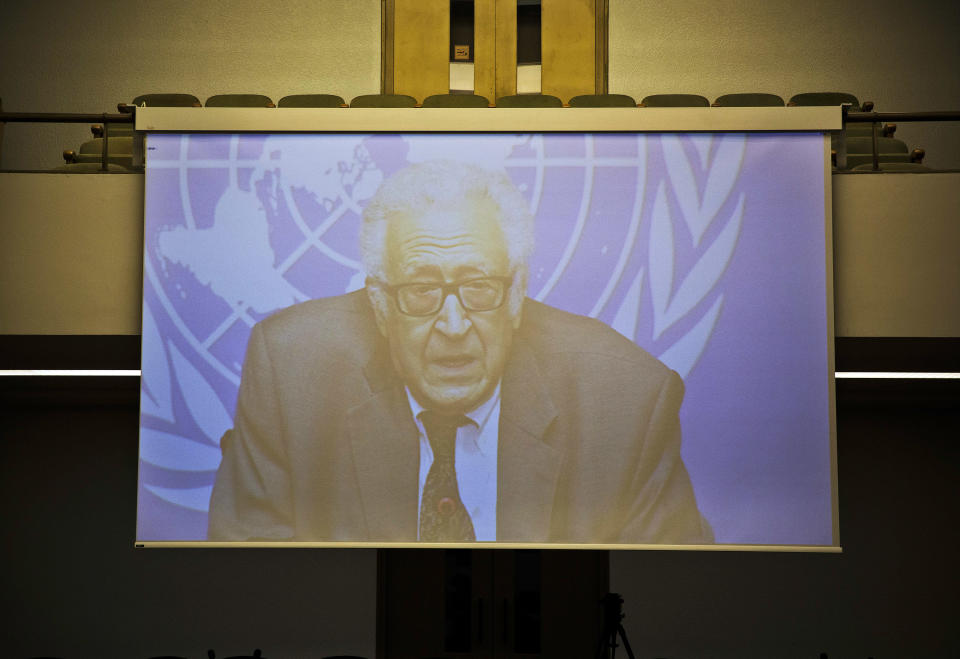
[406,383,502,433]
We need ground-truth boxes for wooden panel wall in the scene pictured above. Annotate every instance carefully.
[494,0,518,100]
[542,0,596,101]
[393,0,450,101]
[474,0,497,102]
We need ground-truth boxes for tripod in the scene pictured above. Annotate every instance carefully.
[595,592,636,659]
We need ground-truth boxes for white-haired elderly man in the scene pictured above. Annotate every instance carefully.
[209,160,712,544]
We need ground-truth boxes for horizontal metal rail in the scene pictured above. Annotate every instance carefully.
[845,111,960,123]
[0,112,134,124]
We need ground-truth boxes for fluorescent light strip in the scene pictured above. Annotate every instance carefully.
[0,370,957,380]
[835,371,960,380]
[0,370,141,377]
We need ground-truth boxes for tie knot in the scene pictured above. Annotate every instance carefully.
[419,411,472,459]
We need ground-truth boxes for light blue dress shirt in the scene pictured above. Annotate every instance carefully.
[407,385,501,541]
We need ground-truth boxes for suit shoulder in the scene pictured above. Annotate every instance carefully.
[254,290,380,360]
[519,299,673,379]
[259,290,371,333]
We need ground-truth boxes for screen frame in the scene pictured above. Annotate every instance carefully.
[135,107,841,551]
[135,106,840,134]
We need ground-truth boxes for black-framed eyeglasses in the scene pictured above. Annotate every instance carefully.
[378,275,514,317]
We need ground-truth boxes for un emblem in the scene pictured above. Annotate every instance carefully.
[138,132,745,529]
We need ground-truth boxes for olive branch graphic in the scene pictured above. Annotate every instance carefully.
[139,299,228,512]
[612,134,747,378]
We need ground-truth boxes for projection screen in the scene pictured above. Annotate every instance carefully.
[136,109,838,550]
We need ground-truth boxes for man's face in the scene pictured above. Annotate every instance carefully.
[373,197,521,414]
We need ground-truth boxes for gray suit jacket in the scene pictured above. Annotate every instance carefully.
[208,290,712,543]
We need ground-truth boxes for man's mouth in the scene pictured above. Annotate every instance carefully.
[433,355,476,368]
[430,353,480,384]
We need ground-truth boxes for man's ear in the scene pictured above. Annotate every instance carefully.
[365,278,389,337]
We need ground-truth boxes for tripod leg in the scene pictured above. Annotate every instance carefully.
[616,624,636,659]
[594,629,608,659]
[595,629,617,659]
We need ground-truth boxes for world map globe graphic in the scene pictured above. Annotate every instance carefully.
[139,130,749,537]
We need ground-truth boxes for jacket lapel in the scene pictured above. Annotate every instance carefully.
[345,306,564,543]
[497,336,563,542]
[347,340,420,541]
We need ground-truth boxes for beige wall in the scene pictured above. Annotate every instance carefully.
[610,0,960,169]
[0,173,143,334]
[0,0,381,171]
[833,172,960,337]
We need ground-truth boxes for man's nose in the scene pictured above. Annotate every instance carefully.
[434,292,472,337]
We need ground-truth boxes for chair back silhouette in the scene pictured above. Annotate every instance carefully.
[845,122,896,138]
[132,93,201,107]
[845,136,909,154]
[712,93,784,107]
[495,93,563,107]
[842,136,918,169]
[206,649,263,659]
[91,123,134,137]
[851,162,932,172]
[421,93,491,108]
[788,91,861,109]
[639,93,709,107]
[205,94,275,108]
[567,93,637,107]
[349,94,418,107]
[278,94,346,108]
[52,162,132,173]
[63,136,134,168]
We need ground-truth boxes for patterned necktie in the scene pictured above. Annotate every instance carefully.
[419,411,476,542]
